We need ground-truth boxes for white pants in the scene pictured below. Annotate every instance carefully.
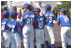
[61,27,71,48]
[10,33,21,48]
[2,30,10,48]
[35,29,45,48]
[22,25,34,48]
[44,25,55,44]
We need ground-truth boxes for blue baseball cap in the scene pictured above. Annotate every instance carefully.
[43,4,51,10]
[60,8,67,13]
[32,8,41,12]
[3,10,9,17]
[10,11,18,18]
[22,3,30,9]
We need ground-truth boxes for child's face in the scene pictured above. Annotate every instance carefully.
[23,8,27,12]
[45,8,48,12]
[34,11,39,15]
[59,12,63,15]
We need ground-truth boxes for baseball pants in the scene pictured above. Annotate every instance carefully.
[10,33,21,48]
[35,29,45,48]
[22,24,34,48]
[2,30,10,48]
[44,25,55,44]
[61,27,71,48]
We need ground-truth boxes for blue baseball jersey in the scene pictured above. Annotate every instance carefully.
[21,11,35,25]
[57,14,71,27]
[7,20,21,33]
[43,11,55,27]
[34,15,44,29]
[1,18,10,31]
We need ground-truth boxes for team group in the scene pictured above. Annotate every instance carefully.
[1,3,71,48]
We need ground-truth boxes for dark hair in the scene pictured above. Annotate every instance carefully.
[11,16,17,19]
[64,12,67,15]
[47,8,51,11]
[4,7,8,11]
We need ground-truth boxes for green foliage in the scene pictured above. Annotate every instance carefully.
[56,1,71,12]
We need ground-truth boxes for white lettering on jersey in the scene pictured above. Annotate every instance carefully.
[2,22,6,30]
[45,13,53,23]
[30,14,34,18]
[63,16,69,22]
[38,17,44,28]
[24,15,29,19]
[8,24,15,33]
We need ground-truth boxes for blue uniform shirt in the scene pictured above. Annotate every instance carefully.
[1,18,10,31]
[21,11,35,25]
[43,11,55,27]
[34,15,44,29]
[57,14,71,27]
[7,20,21,33]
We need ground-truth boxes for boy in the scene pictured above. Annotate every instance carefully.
[57,8,71,48]
[21,3,35,48]
[1,10,10,48]
[43,4,55,48]
[33,8,45,48]
[7,11,21,48]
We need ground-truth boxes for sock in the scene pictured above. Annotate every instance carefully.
[51,44,55,48]
[41,44,44,48]
[45,41,49,48]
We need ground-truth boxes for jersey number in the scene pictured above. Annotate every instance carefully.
[63,16,69,22]
[39,21,43,28]
[27,18,33,24]
[49,16,52,23]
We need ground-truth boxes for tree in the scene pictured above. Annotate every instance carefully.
[56,1,71,12]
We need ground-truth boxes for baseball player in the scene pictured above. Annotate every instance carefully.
[57,8,71,48]
[33,8,45,48]
[1,10,10,48]
[21,3,34,48]
[7,11,21,48]
[43,4,55,48]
